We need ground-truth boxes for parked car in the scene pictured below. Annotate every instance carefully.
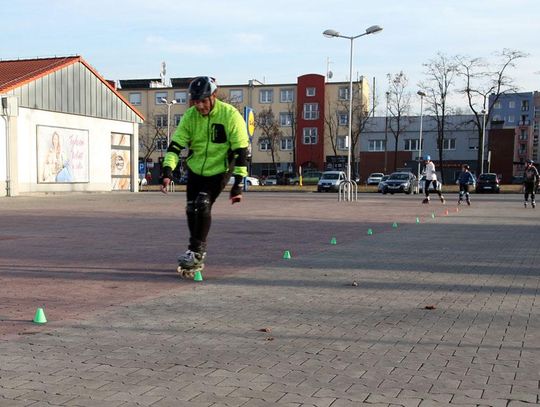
[290,171,323,185]
[228,175,260,186]
[475,173,500,193]
[262,175,278,185]
[381,172,418,195]
[377,175,390,192]
[317,171,347,192]
[366,172,385,185]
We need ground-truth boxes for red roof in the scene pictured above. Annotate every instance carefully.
[0,56,80,93]
[0,56,144,120]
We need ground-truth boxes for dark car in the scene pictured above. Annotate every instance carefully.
[382,172,417,195]
[475,173,500,193]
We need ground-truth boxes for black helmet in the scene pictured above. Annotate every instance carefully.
[463,164,470,170]
[188,76,217,100]
[526,159,534,164]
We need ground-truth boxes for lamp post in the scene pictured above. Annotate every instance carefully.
[384,91,390,174]
[417,91,426,193]
[480,109,487,174]
[160,97,177,148]
[323,25,383,201]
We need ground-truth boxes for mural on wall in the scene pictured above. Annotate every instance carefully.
[111,133,131,191]
[37,125,89,183]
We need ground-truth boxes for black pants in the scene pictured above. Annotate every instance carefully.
[459,184,470,199]
[425,180,442,198]
[524,182,536,202]
[185,171,230,252]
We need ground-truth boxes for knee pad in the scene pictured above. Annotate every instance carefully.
[194,192,211,216]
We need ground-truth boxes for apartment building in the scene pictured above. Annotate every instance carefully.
[489,91,538,178]
[117,74,370,180]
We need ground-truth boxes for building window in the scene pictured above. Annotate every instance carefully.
[443,138,456,150]
[303,103,319,120]
[521,100,529,111]
[174,114,183,126]
[469,137,479,150]
[508,115,515,123]
[303,128,318,144]
[259,89,273,103]
[338,112,348,126]
[404,139,421,151]
[280,138,293,150]
[519,143,527,155]
[155,92,168,104]
[280,89,294,103]
[155,115,167,127]
[509,100,515,109]
[338,87,349,100]
[306,87,316,97]
[259,138,271,151]
[368,139,386,152]
[492,115,502,121]
[129,92,141,105]
[174,91,187,104]
[280,112,293,126]
[493,101,501,109]
[519,129,528,140]
[156,137,168,150]
[337,136,348,150]
[229,89,243,103]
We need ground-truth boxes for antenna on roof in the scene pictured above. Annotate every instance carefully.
[160,61,166,86]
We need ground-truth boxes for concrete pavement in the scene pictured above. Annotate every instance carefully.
[0,191,539,406]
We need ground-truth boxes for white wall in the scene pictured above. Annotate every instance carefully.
[15,107,138,193]
[0,116,6,184]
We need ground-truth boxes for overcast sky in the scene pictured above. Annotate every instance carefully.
[3,0,539,114]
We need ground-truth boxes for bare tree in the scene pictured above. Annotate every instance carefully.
[419,53,458,183]
[324,98,344,157]
[387,71,412,172]
[285,102,298,174]
[255,107,283,174]
[456,49,528,173]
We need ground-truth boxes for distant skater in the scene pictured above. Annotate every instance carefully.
[523,159,539,208]
[456,164,475,205]
[422,155,445,204]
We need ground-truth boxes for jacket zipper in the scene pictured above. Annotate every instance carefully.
[200,116,210,175]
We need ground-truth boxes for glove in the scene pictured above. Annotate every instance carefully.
[230,175,243,204]
[159,167,173,194]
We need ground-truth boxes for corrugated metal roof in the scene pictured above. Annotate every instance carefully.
[0,56,144,121]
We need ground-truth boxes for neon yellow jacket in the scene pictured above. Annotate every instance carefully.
[163,99,249,177]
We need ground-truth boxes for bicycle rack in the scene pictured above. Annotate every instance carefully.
[338,180,358,202]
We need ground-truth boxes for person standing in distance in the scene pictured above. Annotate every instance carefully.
[422,155,445,204]
[456,164,475,205]
[160,76,249,276]
[523,159,539,208]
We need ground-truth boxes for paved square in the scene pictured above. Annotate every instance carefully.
[0,192,539,406]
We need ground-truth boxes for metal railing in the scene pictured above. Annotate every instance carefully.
[338,180,358,201]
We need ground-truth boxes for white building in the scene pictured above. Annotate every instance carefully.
[0,56,144,196]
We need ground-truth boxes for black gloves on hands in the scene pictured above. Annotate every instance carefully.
[230,175,243,204]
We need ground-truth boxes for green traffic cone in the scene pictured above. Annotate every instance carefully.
[416,217,420,224]
[283,250,291,259]
[431,212,435,219]
[367,228,373,235]
[33,307,47,324]
[330,237,337,245]
[392,222,398,228]
[193,270,203,282]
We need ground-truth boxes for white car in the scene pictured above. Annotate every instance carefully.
[228,175,260,186]
[366,172,385,185]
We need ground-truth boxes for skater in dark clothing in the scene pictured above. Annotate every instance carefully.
[523,159,540,208]
[159,76,249,277]
[422,155,445,204]
[456,164,475,205]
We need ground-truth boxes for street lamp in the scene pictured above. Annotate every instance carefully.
[384,91,390,174]
[417,91,426,193]
[160,97,177,148]
[480,109,487,174]
[323,25,383,201]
